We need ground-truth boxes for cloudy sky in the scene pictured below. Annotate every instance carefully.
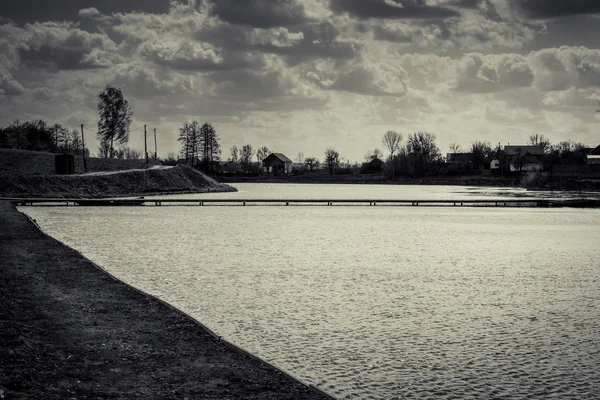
[1,0,599,160]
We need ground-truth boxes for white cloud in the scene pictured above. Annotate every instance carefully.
[455,53,535,92]
[530,46,600,91]
[141,40,225,71]
[0,69,25,95]
[78,7,101,19]
[542,87,600,108]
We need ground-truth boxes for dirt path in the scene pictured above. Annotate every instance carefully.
[0,201,334,400]
[83,165,173,176]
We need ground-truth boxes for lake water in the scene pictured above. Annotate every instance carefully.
[21,184,600,399]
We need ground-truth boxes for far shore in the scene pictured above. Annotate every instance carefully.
[217,173,600,193]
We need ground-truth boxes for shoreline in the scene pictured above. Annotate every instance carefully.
[217,175,600,192]
[0,201,335,400]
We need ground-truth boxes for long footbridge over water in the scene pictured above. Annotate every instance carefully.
[9,198,600,208]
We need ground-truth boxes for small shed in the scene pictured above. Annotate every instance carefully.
[263,153,293,176]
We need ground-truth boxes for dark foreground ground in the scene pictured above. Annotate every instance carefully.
[0,201,333,400]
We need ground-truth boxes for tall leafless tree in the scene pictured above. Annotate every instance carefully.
[240,144,254,167]
[230,145,239,162]
[406,132,441,177]
[178,121,200,166]
[382,130,402,179]
[199,122,220,171]
[324,148,340,175]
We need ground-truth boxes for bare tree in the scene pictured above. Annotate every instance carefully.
[240,144,254,167]
[177,123,191,164]
[470,140,493,170]
[230,145,238,162]
[406,132,442,177]
[178,121,200,166]
[382,130,402,179]
[256,146,269,163]
[97,85,132,158]
[98,141,111,158]
[324,148,340,175]
[198,122,220,171]
[364,148,384,161]
[551,140,589,164]
[448,142,462,153]
[529,134,551,153]
[305,157,318,172]
[297,152,304,163]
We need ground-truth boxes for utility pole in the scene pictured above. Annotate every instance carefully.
[499,142,503,179]
[81,124,87,173]
[144,125,148,166]
[154,128,157,160]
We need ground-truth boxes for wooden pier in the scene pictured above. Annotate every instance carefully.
[7,198,581,208]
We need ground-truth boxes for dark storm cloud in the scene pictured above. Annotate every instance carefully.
[12,22,117,70]
[0,0,170,24]
[19,46,109,70]
[528,15,600,50]
[207,0,309,28]
[329,0,460,20]
[447,0,480,8]
[516,0,600,19]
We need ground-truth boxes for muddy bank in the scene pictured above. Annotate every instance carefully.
[0,165,236,198]
[0,201,333,400]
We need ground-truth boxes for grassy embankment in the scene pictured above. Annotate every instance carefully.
[0,149,235,198]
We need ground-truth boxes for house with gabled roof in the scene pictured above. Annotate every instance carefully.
[502,145,545,172]
[587,145,600,165]
[262,153,293,175]
[503,145,544,157]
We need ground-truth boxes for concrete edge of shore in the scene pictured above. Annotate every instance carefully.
[4,200,339,400]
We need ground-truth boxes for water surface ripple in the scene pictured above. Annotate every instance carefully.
[21,184,600,399]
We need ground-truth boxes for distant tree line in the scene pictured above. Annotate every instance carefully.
[0,118,90,157]
[3,83,594,177]
[447,134,591,174]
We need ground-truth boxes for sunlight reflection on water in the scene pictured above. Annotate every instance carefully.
[21,184,600,399]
